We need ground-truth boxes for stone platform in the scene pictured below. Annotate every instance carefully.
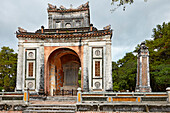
[0,100,170,112]
[0,91,170,112]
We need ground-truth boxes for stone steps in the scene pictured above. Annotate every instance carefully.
[30,96,77,102]
[24,104,76,113]
[27,107,75,110]
[23,110,75,113]
[46,96,77,102]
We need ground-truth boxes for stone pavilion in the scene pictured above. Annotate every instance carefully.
[16,2,113,95]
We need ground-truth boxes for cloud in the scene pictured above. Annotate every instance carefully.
[0,0,169,61]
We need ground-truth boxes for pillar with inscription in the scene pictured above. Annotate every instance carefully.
[135,42,151,92]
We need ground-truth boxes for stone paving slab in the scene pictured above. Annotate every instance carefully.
[30,100,76,105]
[76,111,166,113]
[0,111,22,113]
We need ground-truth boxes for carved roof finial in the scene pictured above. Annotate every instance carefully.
[77,1,89,9]
[60,5,66,10]
[139,41,148,52]
[48,3,56,9]
[84,1,89,7]
[103,25,111,30]
[18,27,27,33]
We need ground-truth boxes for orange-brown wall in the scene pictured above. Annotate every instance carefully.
[44,46,84,95]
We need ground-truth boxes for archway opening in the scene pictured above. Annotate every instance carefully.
[47,48,81,96]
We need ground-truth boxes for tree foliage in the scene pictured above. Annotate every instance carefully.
[0,46,17,92]
[111,0,147,11]
[146,22,170,91]
[112,22,170,92]
[113,52,137,91]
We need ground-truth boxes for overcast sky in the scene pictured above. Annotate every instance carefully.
[0,0,169,61]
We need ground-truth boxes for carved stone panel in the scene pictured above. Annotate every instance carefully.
[26,80,35,89]
[93,59,102,78]
[93,48,103,58]
[27,50,35,59]
[93,79,102,89]
[26,61,35,78]
[63,62,79,89]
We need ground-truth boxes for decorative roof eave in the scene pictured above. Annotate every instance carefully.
[48,8,89,13]
[47,2,89,13]
[16,31,112,39]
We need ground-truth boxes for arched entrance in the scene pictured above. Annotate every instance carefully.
[47,48,81,96]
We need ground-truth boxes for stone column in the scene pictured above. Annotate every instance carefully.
[83,42,89,92]
[135,42,151,92]
[88,47,92,91]
[39,44,44,93]
[105,41,113,91]
[48,14,53,29]
[16,43,24,92]
[166,87,170,103]
[49,64,56,96]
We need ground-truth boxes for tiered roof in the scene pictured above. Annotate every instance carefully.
[16,2,112,39]
[16,26,112,39]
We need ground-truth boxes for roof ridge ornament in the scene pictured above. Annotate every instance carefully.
[48,3,56,9]
[60,5,66,10]
[77,1,89,9]
[103,25,111,30]
[18,27,27,33]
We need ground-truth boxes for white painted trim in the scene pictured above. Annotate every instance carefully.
[136,56,139,87]
[44,42,81,46]
[16,45,24,91]
[36,48,40,92]
[23,44,42,47]
[22,48,26,90]
[88,47,92,91]
[139,56,142,87]
[83,43,88,91]
[103,46,106,91]
[88,42,106,46]
[147,56,150,87]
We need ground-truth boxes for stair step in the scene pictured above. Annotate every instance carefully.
[30,104,76,107]
[24,110,75,113]
[27,106,75,110]
[30,96,77,101]
[46,97,77,101]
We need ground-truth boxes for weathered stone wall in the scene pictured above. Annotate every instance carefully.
[48,10,90,29]
[16,43,24,91]
[16,31,112,94]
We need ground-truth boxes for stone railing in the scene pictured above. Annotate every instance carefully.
[0,91,23,102]
[77,87,170,103]
[76,88,170,112]
[0,88,30,104]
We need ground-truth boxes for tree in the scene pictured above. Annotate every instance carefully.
[112,22,170,92]
[145,22,170,91]
[112,52,137,91]
[0,46,17,92]
[111,0,147,12]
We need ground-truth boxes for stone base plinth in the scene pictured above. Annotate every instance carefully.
[135,86,151,92]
